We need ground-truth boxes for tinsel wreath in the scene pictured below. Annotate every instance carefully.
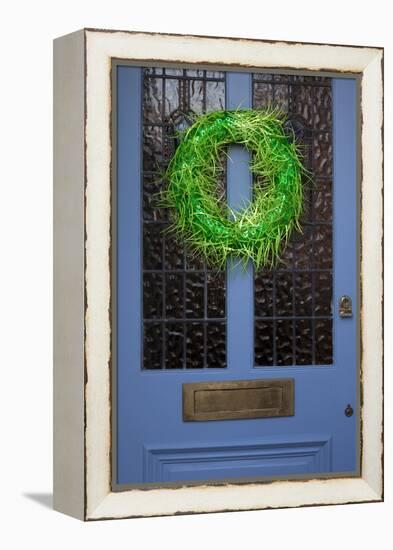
[161,108,306,270]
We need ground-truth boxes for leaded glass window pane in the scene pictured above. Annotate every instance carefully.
[142,67,227,369]
[253,73,333,366]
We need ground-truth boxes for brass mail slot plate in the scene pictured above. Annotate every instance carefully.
[183,378,294,421]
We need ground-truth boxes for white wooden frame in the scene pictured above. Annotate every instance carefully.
[53,28,383,521]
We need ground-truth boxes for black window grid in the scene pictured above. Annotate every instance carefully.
[252,73,334,366]
[142,67,227,370]
[141,67,334,370]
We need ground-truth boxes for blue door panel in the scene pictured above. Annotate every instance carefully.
[143,435,332,482]
[115,66,358,485]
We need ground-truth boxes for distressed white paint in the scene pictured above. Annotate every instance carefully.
[89,478,378,519]
[80,29,383,519]
[53,30,86,521]
[359,53,384,497]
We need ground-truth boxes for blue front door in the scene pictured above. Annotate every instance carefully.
[114,64,358,485]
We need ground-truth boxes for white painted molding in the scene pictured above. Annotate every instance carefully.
[54,28,383,520]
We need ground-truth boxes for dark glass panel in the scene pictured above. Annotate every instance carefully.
[295,319,313,365]
[273,74,289,83]
[313,224,332,269]
[206,323,226,368]
[165,274,184,318]
[165,323,184,369]
[205,70,225,79]
[143,273,163,319]
[143,323,163,369]
[143,77,163,123]
[314,272,333,316]
[164,79,180,117]
[277,237,294,269]
[313,86,332,131]
[300,141,314,177]
[290,84,314,127]
[292,75,307,83]
[143,125,163,173]
[292,226,313,270]
[276,272,294,317]
[185,249,205,271]
[313,132,333,177]
[189,80,204,113]
[185,323,204,369]
[143,223,163,270]
[254,73,273,81]
[294,273,313,316]
[299,178,313,224]
[252,72,333,368]
[206,81,225,111]
[293,75,330,83]
[185,69,205,78]
[165,233,184,270]
[315,319,333,364]
[143,175,167,222]
[276,320,294,366]
[143,67,232,369]
[185,273,205,318]
[253,82,273,108]
[313,180,333,222]
[255,320,274,366]
[207,272,226,318]
[273,84,289,111]
[255,271,274,317]
[165,68,183,76]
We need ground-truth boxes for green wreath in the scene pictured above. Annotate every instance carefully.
[161,108,306,270]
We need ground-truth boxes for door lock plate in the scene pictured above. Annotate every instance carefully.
[339,295,353,318]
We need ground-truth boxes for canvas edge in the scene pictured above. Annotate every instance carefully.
[80,29,383,520]
[53,29,86,520]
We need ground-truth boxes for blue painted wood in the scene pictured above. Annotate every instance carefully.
[116,66,143,481]
[226,72,254,376]
[330,78,358,471]
[143,436,332,482]
[116,68,358,485]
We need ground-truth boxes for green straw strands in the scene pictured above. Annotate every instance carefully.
[161,108,306,270]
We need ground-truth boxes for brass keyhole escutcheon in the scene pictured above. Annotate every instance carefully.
[339,295,353,318]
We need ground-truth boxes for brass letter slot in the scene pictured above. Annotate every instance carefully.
[183,379,294,421]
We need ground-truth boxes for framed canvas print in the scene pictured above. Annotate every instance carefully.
[53,29,383,520]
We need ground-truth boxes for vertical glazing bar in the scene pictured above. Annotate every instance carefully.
[226,73,253,374]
